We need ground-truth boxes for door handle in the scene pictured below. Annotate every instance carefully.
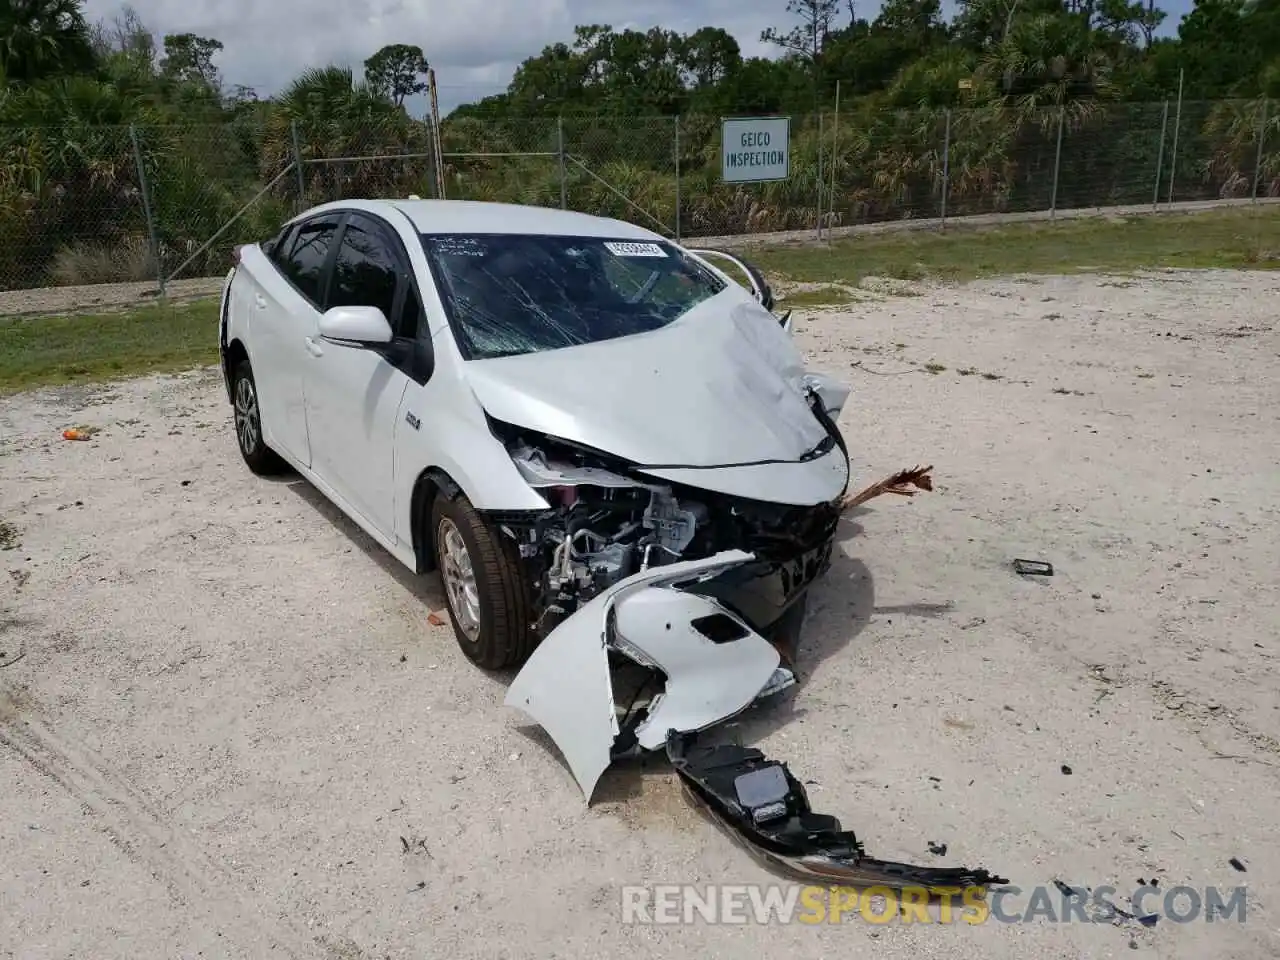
[304,337,324,357]
[253,293,267,309]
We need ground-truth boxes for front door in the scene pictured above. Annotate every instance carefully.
[303,214,422,539]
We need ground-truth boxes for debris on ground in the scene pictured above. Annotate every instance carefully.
[839,464,934,513]
[1013,558,1054,577]
[1061,764,1073,775]
[927,841,948,856]
[426,610,447,627]
[667,733,1007,889]
[61,425,100,441]
[1229,857,1247,872]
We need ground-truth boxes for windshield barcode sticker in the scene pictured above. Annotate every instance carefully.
[605,241,667,258]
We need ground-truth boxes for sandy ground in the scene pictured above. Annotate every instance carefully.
[0,277,225,319]
[2,268,1279,959]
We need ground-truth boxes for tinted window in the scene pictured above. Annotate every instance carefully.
[327,218,423,338]
[421,234,726,361]
[280,217,339,304]
[328,219,401,323]
[263,223,295,265]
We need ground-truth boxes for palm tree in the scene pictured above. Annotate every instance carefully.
[0,0,97,86]
[262,66,428,205]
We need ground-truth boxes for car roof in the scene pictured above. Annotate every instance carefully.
[290,198,665,241]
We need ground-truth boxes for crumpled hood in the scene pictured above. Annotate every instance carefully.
[461,296,830,469]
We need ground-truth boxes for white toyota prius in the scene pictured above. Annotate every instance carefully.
[219,199,854,800]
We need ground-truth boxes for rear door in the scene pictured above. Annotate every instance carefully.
[241,213,342,467]
[302,213,424,537]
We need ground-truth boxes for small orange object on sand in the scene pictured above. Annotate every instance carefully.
[427,610,447,627]
[62,429,91,441]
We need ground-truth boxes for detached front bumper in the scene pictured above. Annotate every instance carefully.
[503,548,1009,892]
[504,550,797,802]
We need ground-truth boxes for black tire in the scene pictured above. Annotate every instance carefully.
[231,358,287,476]
[432,490,536,670]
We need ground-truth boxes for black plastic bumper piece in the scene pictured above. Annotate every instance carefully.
[667,733,1008,890]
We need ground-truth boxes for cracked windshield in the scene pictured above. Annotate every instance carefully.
[422,234,729,360]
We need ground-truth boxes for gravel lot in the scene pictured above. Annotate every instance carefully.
[2,269,1278,959]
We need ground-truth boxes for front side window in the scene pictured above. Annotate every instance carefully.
[280,216,339,305]
[421,234,727,360]
[328,219,400,327]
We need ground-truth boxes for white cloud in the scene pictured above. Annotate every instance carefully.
[80,0,1194,113]
[81,0,817,111]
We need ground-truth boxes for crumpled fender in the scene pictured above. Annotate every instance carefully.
[505,550,776,802]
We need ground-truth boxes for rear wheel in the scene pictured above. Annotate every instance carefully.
[231,359,286,475]
[432,490,536,670]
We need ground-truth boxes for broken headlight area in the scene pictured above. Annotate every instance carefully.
[667,733,1009,891]
[490,426,842,647]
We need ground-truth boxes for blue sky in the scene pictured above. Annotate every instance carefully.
[83,0,1198,113]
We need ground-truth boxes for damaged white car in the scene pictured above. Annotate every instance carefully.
[221,197,848,784]
[220,199,1005,890]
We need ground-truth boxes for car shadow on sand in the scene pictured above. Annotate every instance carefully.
[274,475,448,611]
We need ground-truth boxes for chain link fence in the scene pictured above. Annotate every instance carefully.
[1,99,1276,301]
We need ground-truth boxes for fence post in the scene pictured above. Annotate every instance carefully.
[816,112,824,240]
[1050,106,1065,218]
[1167,68,1184,205]
[290,120,306,209]
[940,108,952,230]
[424,121,438,200]
[1153,99,1169,210]
[829,79,840,229]
[1253,99,1269,203]
[674,115,681,242]
[129,124,165,295]
[557,117,567,211]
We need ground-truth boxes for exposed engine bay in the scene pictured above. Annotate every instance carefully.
[489,418,844,648]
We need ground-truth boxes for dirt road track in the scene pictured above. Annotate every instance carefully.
[2,269,1279,959]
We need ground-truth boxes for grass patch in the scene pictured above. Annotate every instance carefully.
[0,298,220,394]
[779,285,858,308]
[751,208,1280,285]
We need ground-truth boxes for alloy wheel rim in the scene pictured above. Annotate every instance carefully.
[438,517,481,642]
[234,376,259,455]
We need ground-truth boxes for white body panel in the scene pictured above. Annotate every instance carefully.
[615,588,782,751]
[503,550,766,801]
[304,343,408,538]
[234,247,315,467]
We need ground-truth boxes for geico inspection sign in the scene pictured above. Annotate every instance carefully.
[721,116,790,183]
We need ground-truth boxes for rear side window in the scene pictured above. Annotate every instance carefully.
[328,220,400,328]
[279,217,339,304]
[262,223,294,263]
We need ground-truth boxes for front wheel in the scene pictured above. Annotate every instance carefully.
[432,491,536,670]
